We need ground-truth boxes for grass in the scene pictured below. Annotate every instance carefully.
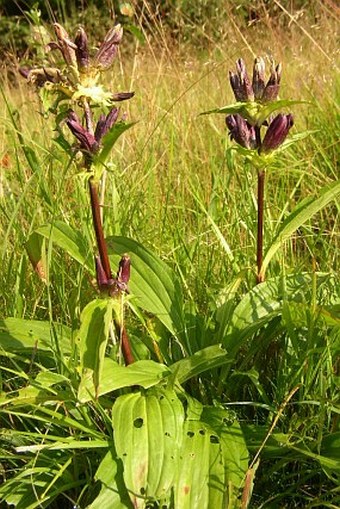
[0,1,339,507]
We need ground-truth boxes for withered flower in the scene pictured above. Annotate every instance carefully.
[53,23,78,70]
[261,113,294,153]
[93,25,123,71]
[226,114,257,149]
[74,27,89,71]
[262,60,282,103]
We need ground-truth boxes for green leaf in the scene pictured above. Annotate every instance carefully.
[25,231,47,283]
[260,180,340,279]
[169,345,231,384]
[255,99,310,126]
[200,101,253,118]
[112,388,185,507]
[95,122,136,168]
[200,99,309,126]
[87,449,133,509]
[36,221,92,271]
[106,236,185,340]
[222,273,328,356]
[321,432,340,476]
[0,317,71,355]
[78,358,171,403]
[78,299,113,399]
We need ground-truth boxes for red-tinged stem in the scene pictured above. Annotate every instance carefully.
[88,177,112,280]
[120,325,135,365]
[256,169,265,284]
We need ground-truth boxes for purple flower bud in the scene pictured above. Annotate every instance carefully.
[66,110,99,154]
[95,256,115,291]
[226,114,257,149]
[261,113,294,153]
[94,24,123,70]
[94,107,119,142]
[262,61,282,103]
[74,27,89,71]
[95,255,109,288]
[111,91,135,102]
[252,57,266,101]
[229,58,254,102]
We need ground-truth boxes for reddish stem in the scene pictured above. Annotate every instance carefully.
[120,325,135,365]
[256,169,265,284]
[88,177,112,280]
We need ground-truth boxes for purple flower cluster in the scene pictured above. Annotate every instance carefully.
[226,58,293,154]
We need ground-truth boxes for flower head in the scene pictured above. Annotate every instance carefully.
[229,56,282,104]
[21,23,134,110]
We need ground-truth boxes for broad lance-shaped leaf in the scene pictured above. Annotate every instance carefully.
[36,221,92,271]
[259,179,340,279]
[0,317,71,355]
[219,272,332,358]
[78,358,171,403]
[169,344,231,385]
[112,389,184,508]
[78,298,113,399]
[106,236,186,341]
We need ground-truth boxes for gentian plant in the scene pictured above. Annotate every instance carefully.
[202,56,302,283]
[21,23,135,365]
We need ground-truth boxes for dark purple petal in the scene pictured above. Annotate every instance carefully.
[94,24,123,70]
[229,59,254,102]
[117,254,130,284]
[75,27,89,71]
[226,114,257,149]
[94,107,119,142]
[66,111,99,153]
[252,57,266,101]
[261,113,294,153]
